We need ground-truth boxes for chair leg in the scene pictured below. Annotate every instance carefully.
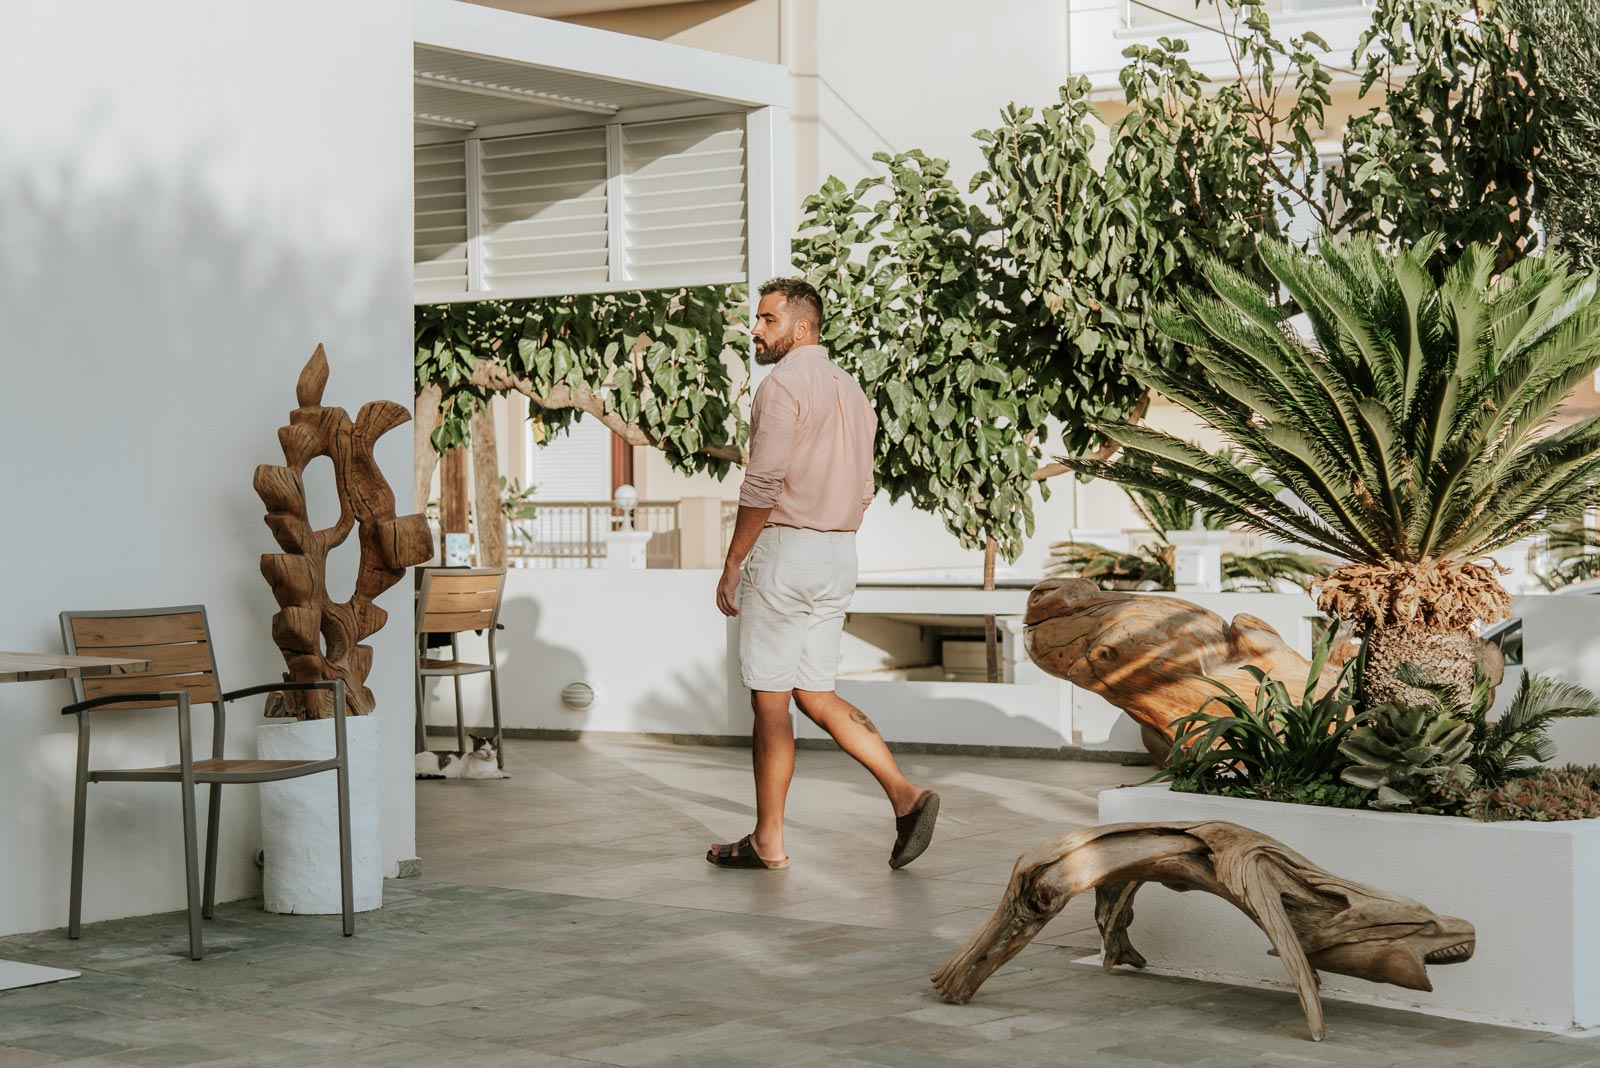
[68,768,89,940]
[415,666,427,754]
[490,665,504,770]
[202,784,222,920]
[180,782,204,960]
[335,760,354,937]
[451,637,466,753]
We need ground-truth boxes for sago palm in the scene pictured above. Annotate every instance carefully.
[1064,236,1600,707]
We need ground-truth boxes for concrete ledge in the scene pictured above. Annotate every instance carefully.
[1099,784,1600,1033]
[426,726,1149,764]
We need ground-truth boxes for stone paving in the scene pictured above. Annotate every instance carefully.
[2,738,1598,1066]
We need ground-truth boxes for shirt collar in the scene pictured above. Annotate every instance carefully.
[776,343,828,366]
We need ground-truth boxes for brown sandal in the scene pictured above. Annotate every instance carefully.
[706,833,789,870]
[890,791,940,869]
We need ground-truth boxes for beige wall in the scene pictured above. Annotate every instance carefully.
[537,0,782,62]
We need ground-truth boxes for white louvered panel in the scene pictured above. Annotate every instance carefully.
[414,142,468,299]
[479,128,609,292]
[620,115,747,287]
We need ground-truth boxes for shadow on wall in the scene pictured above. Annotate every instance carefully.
[0,128,411,932]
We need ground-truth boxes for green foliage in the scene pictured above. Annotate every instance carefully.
[1045,540,1328,593]
[1466,673,1600,788]
[1066,236,1600,567]
[414,286,747,478]
[1170,777,1373,810]
[1467,765,1600,822]
[1340,703,1475,811]
[1335,0,1542,269]
[499,476,538,548]
[1164,627,1369,796]
[1534,518,1600,590]
[797,152,1055,558]
[1498,0,1600,270]
[1046,542,1171,589]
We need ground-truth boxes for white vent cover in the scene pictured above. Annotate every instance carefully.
[561,682,597,711]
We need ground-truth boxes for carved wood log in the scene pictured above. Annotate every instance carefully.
[931,821,1475,1041]
[255,346,434,718]
[1024,578,1343,760]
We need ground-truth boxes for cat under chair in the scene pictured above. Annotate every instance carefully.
[415,734,508,779]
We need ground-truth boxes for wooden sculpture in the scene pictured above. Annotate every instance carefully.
[254,346,434,718]
[931,821,1475,1041]
[1024,578,1343,759]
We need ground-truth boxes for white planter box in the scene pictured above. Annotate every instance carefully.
[257,716,382,915]
[1099,785,1600,1034]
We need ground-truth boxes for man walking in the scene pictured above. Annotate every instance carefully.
[709,278,939,872]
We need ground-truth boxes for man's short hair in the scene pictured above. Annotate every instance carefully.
[759,277,824,330]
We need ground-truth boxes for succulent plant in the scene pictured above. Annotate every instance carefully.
[1468,766,1600,823]
[1339,704,1475,811]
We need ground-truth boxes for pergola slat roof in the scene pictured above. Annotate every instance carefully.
[412,0,790,304]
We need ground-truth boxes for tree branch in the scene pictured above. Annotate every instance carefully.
[466,361,747,465]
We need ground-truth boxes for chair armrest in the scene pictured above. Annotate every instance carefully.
[222,680,342,703]
[62,691,189,716]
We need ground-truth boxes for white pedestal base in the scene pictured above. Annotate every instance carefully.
[257,715,382,915]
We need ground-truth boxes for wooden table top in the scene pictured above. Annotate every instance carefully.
[0,651,152,685]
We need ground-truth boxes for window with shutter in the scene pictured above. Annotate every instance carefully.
[480,128,610,293]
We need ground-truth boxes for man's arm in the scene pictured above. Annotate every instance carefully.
[718,382,797,616]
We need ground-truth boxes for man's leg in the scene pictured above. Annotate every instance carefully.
[750,688,796,860]
[793,689,926,817]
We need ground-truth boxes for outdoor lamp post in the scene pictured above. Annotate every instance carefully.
[604,484,651,569]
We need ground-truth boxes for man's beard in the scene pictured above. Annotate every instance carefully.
[754,335,795,365]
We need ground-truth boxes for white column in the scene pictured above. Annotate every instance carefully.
[745,104,792,389]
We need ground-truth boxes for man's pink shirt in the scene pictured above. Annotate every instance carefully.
[737,344,877,532]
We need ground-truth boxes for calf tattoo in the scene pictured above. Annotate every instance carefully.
[850,709,880,734]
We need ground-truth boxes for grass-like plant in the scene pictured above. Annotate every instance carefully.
[1164,627,1370,800]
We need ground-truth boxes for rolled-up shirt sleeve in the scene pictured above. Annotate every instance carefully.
[861,470,874,509]
[738,380,798,509]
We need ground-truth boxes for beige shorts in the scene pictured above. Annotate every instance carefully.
[738,526,858,692]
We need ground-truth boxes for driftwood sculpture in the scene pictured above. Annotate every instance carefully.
[931,821,1474,1041]
[1024,578,1341,758]
[254,346,434,718]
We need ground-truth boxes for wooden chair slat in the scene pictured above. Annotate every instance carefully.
[420,610,496,634]
[70,613,207,650]
[425,590,498,613]
[81,673,220,709]
[86,643,215,678]
[427,574,503,596]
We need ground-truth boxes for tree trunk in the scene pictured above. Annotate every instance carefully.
[440,447,469,537]
[1361,625,1481,710]
[414,382,443,518]
[470,404,505,568]
[984,536,999,684]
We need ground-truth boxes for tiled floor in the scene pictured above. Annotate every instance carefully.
[3,738,1599,1066]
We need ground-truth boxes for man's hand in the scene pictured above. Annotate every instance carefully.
[716,562,741,617]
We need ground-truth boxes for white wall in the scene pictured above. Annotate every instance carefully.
[430,569,741,737]
[0,2,415,935]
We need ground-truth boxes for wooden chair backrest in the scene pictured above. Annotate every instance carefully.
[417,568,506,635]
[61,606,222,710]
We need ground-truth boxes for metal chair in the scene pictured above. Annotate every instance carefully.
[59,605,353,961]
[414,567,507,767]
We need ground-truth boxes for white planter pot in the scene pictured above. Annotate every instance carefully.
[1099,785,1600,1033]
[257,715,382,914]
